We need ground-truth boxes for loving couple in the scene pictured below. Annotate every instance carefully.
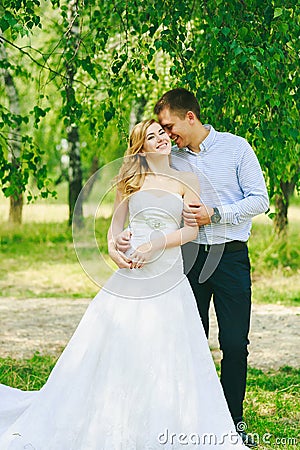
[0,88,269,449]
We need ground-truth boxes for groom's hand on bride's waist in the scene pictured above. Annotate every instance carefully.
[115,230,132,253]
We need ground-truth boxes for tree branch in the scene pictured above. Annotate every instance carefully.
[0,35,90,90]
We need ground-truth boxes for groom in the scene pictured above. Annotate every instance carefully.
[154,88,269,447]
[112,88,269,447]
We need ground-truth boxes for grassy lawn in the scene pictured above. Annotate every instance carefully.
[0,354,298,449]
[249,217,300,307]
[244,366,299,448]
[0,219,110,298]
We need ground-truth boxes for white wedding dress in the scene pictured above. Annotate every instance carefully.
[0,191,245,449]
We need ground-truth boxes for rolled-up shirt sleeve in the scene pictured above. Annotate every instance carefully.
[220,140,269,225]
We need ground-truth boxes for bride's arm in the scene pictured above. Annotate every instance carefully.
[130,174,199,266]
[107,189,132,268]
[159,173,200,248]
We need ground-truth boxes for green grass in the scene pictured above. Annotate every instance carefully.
[249,221,300,273]
[249,218,300,307]
[0,354,298,449]
[0,353,57,391]
[244,366,299,448]
[0,218,112,298]
[290,191,300,206]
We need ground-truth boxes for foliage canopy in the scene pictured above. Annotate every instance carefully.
[0,0,299,224]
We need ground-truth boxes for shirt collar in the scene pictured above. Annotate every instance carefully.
[184,124,216,155]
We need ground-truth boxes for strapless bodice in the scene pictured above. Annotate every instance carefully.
[128,190,183,237]
[104,190,185,299]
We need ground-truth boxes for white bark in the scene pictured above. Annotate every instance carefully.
[0,40,23,224]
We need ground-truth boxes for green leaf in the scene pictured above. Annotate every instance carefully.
[152,72,159,81]
[264,5,274,25]
[141,23,148,34]
[288,129,299,139]
[221,27,230,36]
[278,22,289,34]
[154,40,163,49]
[0,18,9,32]
[104,104,116,123]
[4,11,18,26]
[274,8,283,19]
[149,25,157,36]
[234,46,243,56]
[239,27,248,39]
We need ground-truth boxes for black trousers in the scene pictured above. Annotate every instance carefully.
[182,242,251,424]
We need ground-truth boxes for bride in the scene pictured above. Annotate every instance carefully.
[0,119,245,449]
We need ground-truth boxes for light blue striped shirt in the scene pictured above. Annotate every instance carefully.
[171,124,269,244]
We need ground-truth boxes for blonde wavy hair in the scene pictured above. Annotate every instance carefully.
[116,119,155,198]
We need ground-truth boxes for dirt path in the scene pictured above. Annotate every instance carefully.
[0,297,299,370]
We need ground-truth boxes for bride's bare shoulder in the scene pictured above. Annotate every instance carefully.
[170,169,198,186]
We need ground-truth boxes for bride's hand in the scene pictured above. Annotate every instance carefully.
[108,244,132,269]
[130,242,155,269]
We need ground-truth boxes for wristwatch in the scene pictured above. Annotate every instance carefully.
[210,207,221,224]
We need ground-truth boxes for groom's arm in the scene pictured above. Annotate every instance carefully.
[113,230,132,253]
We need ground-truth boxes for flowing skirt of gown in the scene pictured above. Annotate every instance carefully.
[0,191,245,449]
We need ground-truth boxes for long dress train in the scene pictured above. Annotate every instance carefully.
[0,190,245,449]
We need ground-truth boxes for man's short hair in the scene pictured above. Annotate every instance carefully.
[154,88,201,120]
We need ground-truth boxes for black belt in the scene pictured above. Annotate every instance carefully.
[199,240,247,253]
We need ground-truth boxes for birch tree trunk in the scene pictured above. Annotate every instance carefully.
[129,96,147,130]
[0,42,23,224]
[66,0,83,226]
[274,180,296,235]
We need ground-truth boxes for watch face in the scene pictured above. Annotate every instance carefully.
[211,208,221,223]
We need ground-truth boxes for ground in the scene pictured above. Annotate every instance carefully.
[0,296,299,370]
